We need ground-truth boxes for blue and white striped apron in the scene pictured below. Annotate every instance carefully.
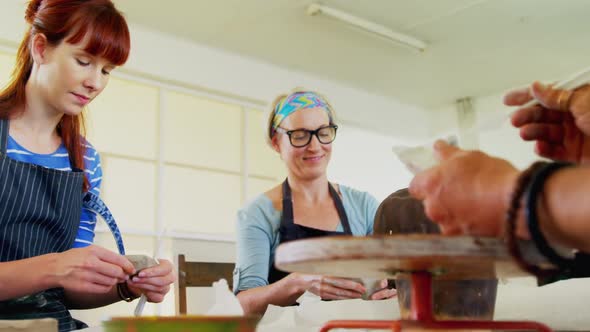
[0,118,126,331]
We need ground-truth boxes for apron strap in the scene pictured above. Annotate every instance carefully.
[281,179,294,226]
[281,178,352,234]
[0,119,8,154]
[328,182,352,235]
[83,192,126,255]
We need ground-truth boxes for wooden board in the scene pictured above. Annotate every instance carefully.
[275,235,552,279]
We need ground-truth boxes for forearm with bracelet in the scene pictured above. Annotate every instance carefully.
[506,161,590,283]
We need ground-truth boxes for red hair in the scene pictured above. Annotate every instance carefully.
[0,0,130,191]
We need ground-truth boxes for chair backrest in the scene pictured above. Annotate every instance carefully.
[177,254,235,315]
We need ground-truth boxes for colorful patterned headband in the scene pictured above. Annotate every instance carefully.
[270,91,333,137]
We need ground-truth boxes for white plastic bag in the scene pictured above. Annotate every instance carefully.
[205,279,244,316]
[393,136,458,174]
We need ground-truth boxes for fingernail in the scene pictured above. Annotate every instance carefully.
[132,277,140,282]
[139,272,146,278]
[533,81,547,93]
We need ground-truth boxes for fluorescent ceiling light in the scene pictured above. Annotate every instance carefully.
[306,3,427,52]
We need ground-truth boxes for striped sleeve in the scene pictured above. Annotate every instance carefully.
[72,144,102,248]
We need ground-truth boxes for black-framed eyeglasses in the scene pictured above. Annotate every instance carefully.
[276,125,338,148]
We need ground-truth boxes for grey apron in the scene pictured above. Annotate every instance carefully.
[0,119,125,331]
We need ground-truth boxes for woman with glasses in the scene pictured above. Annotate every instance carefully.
[233,89,396,315]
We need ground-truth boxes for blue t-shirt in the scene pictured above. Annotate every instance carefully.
[6,136,102,248]
[233,184,379,293]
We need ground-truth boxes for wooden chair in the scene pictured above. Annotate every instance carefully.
[177,254,235,315]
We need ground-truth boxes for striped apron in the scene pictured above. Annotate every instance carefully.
[0,119,125,331]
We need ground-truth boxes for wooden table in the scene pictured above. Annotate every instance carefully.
[275,235,554,332]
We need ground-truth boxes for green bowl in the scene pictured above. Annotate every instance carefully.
[103,315,261,332]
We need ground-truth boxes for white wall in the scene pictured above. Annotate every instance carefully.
[124,27,430,142]
[329,124,414,201]
[0,0,430,141]
[429,91,540,169]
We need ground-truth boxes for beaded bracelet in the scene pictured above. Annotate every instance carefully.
[505,161,552,277]
[507,161,590,281]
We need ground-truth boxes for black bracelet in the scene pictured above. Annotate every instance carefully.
[117,282,136,302]
[505,161,550,277]
[525,162,574,271]
[572,252,590,278]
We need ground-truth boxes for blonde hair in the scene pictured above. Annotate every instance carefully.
[265,88,337,148]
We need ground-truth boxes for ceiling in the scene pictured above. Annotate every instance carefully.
[114,0,590,109]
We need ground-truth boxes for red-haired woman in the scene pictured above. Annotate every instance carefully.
[0,1,174,330]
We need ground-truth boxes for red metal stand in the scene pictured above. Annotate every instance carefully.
[320,272,553,332]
